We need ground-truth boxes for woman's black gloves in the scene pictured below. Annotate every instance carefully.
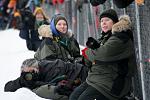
[86,37,100,50]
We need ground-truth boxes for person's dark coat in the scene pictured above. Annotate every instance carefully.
[85,15,136,100]
[1,0,10,17]
[19,16,49,52]
[16,0,29,10]
[20,8,35,30]
[37,59,87,82]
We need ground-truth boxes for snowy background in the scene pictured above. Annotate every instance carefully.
[0,29,47,100]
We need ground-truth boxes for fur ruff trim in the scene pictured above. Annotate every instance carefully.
[112,15,132,34]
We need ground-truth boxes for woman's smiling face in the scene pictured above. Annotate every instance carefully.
[100,17,114,33]
[56,20,68,34]
[35,12,44,21]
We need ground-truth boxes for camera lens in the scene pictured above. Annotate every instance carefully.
[24,73,33,81]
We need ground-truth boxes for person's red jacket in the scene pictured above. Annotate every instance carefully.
[52,0,64,5]
[52,0,57,5]
[58,0,64,4]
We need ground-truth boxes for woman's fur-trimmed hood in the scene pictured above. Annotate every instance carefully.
[112,15,132,34]
[38,24,74,38]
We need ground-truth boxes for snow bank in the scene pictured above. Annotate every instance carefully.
[0,29,47,100]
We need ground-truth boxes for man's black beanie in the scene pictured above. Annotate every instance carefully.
[99,9,119,23]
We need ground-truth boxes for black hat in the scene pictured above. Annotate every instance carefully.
[100,9,119,23]
[90,0,107,6]
[113,0,134,8]
[54,15,67,26]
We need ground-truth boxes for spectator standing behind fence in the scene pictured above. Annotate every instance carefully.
[34,14,81,62]
[69,9,136,100]
[19,7,49,52]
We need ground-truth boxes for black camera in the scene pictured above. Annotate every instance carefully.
[21,72,39,81]
[20,8,35,29]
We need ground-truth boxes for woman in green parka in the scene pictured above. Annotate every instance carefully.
[34,14,81,62]
[69,9,136,100]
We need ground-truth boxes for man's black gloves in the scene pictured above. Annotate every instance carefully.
[4,72,46,92]
[4,78,22,92]
[55,79,81,96]
[55,84,73,96]
[4,72,38,92]
[54,80,73,96]
[86,37,100,50]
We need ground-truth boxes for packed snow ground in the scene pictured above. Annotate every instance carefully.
[0,29,48,100]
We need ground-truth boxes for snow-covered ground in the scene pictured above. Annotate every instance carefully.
[0,29,47,100]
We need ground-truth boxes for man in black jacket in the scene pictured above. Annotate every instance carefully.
[4,58,88,99]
